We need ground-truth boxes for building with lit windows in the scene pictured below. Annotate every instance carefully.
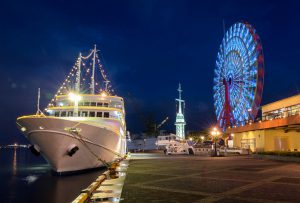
[227,94,300,152]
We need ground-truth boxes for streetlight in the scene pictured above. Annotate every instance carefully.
[247,108,254,122]
[200,136,205,143]
[211,127,220,156]
[69,92,82,117]
[228,133,234,148]
[100,91,107,97]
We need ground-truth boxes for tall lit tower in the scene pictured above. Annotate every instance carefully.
[175,83,186,140]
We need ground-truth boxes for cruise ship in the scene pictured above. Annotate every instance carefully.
[16,45,127,173]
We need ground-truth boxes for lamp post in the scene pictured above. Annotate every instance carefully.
[69,92,82,117]
[228,133,234,148]
[211,127,220,156]
[200,136,204,143]
[247,108,254,123]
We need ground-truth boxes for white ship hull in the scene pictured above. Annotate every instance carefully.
[17,116,126,173]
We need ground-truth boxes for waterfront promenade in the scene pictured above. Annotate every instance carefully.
[121,153,300,203]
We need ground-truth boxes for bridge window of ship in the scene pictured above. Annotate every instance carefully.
[84,102,90,106]
[81,111,88,117]
[91,102,96,106]
[54,111,59,117]
[104,103,109,107]
[89,112,95,117]
[96,112,102,117]
[78,102,83,106]
[67,111,73,117]
[104,112,109,118]
[97,102,103,106]
[61,111,67,117]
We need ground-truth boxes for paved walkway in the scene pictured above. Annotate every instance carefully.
[121,153,300,203]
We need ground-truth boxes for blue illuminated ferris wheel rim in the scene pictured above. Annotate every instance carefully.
[213,21,264,127]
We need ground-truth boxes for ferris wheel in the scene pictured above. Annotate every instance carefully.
[213,22,264,129]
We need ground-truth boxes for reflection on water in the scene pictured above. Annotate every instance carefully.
[23,175,39,184]
[12,147,17,177]
[0,148,105,203]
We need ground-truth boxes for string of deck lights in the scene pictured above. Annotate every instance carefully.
[44,57,80,111]
[44,48,113,112]
[80,49,94,60]
[95,53,108,81]
[95,53,114,93]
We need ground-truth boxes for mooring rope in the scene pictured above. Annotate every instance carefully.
[66,122,123,168]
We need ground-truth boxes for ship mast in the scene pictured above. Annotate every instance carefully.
[36,88,44,115]
[104,80,110,92]
[36,88,40,115]
[177,83,183,114]
[91,45,96,94]
[75,53,82,93]
[74,53,82,117]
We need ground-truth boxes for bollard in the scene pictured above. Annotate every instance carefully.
[109,162,120,179]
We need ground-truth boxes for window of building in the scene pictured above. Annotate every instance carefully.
[104,112,109,118]
[91,102,96,106]
[61,111,67,117]
[54,111,60,117]
[97,102,103,107]
[96,112,102,117]
[89,112,95,117]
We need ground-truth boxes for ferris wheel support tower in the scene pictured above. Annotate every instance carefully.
[218,78,235,128]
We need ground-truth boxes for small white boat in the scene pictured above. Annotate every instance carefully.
[164,140,194,155]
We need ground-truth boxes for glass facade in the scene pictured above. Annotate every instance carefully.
[262,104,300,121]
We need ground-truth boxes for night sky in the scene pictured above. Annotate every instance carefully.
[1,0,299,144]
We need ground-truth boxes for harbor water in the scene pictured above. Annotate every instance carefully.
[0,147,105,203]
